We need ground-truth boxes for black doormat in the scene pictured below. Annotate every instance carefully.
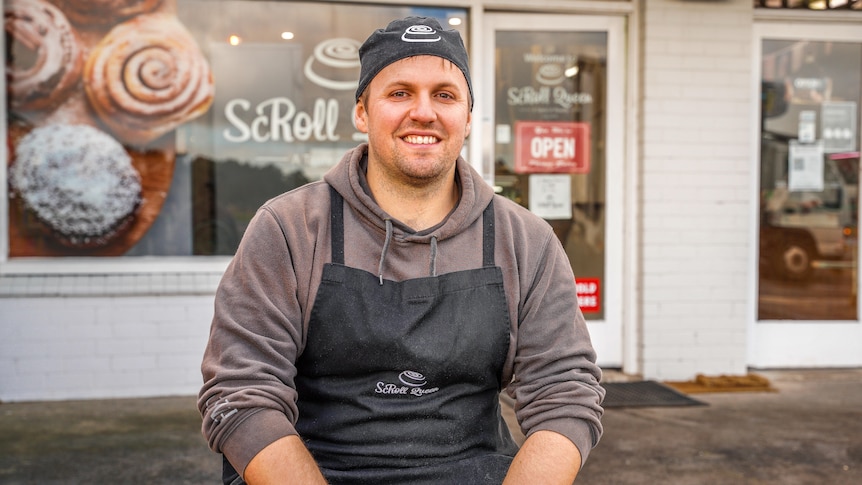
[601,380,706,408]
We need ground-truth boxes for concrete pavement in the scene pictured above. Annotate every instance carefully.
[1,368,860,484]
[579,369,862,484]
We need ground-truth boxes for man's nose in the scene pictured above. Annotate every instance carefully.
[409,94,437,122]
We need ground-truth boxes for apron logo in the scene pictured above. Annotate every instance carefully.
[376,370,440,397]
[399,370,426,387]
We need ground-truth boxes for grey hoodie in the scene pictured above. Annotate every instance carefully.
[199,144,604,475]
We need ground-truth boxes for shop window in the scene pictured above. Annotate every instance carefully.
[754,0,862,9]
[4,0,467,257]
[492,30,609,320]
[758,39,862,320]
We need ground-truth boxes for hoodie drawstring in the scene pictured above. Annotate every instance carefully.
[377,221,439,284]
[378,219,393,285]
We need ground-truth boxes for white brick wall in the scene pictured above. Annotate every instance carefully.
[639,0,754,380]
[0,294,215,402]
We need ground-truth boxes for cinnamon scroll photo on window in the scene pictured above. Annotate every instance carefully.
[4,0,214,257]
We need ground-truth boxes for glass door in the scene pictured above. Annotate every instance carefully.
[483,14,625,366]
[751,21,862,368]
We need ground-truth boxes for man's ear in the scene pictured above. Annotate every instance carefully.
[354,101,369,133]
[464,111,472,138]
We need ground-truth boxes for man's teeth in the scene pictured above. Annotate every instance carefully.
[404,135,437,144]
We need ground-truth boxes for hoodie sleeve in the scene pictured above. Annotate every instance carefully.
[505,226,605,465]
[198,206,305,476]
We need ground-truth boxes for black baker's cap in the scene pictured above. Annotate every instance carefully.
[355,16,473,109]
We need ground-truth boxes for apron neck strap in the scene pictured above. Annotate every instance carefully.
[330,186,345,265]
[482,199,495,267]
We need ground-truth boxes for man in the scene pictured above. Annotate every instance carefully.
[199,16,604,484]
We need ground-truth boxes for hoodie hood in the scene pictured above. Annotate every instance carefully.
[323,144,495,244]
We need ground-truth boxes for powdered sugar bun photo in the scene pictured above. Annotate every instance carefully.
[9,124,142,248]
[49,0,164,27]
[4,0,84,114]
[83,13,214,146]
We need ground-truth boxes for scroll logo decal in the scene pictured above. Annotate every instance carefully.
[303,38,361,90]
[375,370,440,397]
[536,64,565,86]
[402,25,441,43]
[217,35,371,148]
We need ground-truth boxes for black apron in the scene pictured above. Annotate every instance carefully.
[222,188,518,484]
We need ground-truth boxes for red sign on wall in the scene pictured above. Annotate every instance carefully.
[515,121,591,174]
[576,277,601,313]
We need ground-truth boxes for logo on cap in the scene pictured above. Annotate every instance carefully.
[402,25,441,43]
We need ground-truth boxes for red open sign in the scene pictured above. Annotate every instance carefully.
[515,121,591,174]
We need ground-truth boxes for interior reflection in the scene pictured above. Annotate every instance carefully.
[758,39,861,320]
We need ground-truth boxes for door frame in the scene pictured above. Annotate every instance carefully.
[480,13,627,367]
[749,20,862,368]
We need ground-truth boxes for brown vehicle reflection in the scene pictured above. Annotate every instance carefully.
[758,259,856,321]
[758,150,858,321]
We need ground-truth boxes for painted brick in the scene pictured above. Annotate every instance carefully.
[0,292,215,400]
[2,372,49,397]
[112,354,158,372]
[640,1,753,382]
[13,356,59,375]
[43,370,95,394]
[157,353,202,371]
[138,369,199,391]
[157,319,210,339]
[62,356,114,373]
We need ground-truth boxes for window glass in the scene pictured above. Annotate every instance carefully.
[5,0,467,257]
[493,30,608,320]
[758,39,862,320]
[754,0,862,9]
